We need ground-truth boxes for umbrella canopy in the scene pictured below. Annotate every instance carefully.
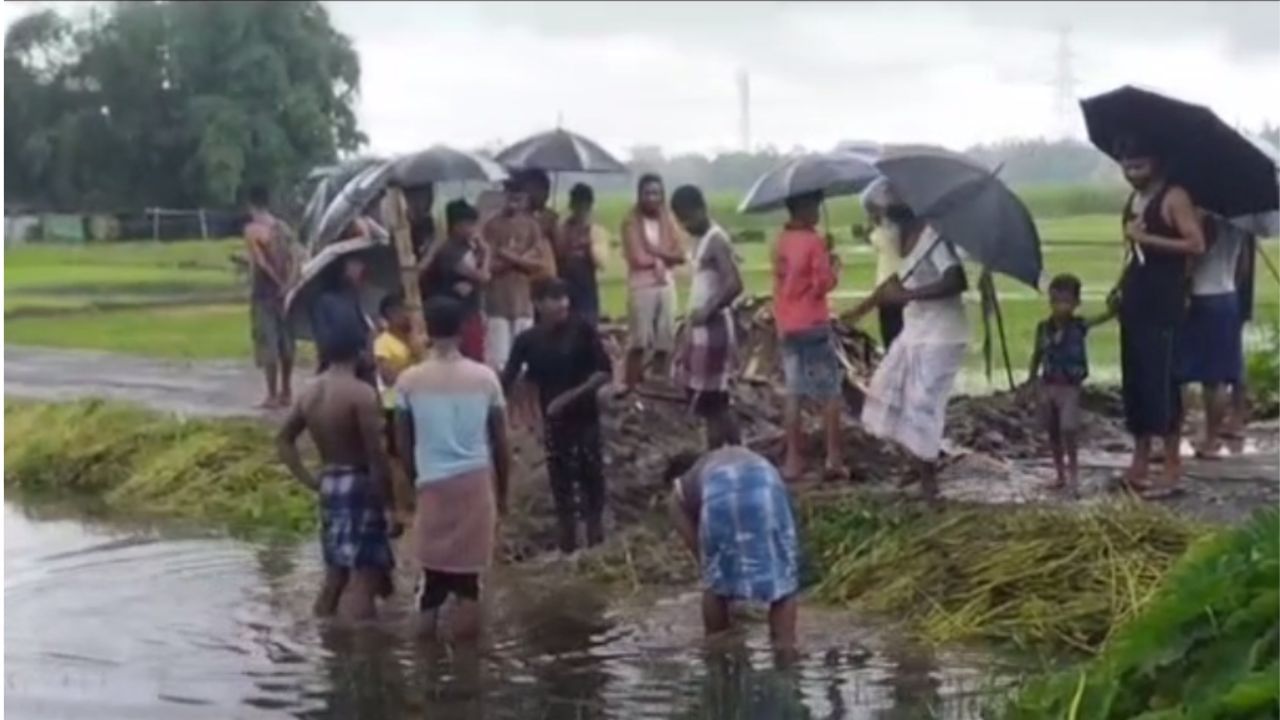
[299,156,386,248]
[309,160,396,254]
[1227,134,1280,237]
[495,128,628,174]
[875,148,1043,289]
[1080,85,1279,218]
[388,144,509,187]
[738,151,880,214]
[283,236,401,342]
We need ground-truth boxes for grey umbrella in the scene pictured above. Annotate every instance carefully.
[738,151,880,214]
[876,148,1043,289]
[388,144,509,187]
[283,236,401,342]
[299,156,386,249]
[495,128,628,174]
[309,160,396,254]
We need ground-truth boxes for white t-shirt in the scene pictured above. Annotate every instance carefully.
[1192,218,1243,296]
[898,226,969,345]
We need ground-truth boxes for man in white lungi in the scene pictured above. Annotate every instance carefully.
[849,200,969,499]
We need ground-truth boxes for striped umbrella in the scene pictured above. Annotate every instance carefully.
[388,144,509,187]
[495,128,627,174]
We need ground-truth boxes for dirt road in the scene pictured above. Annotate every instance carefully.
[4,345,283,419]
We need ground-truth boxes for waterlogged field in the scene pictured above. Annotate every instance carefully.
[5,203,1278,386]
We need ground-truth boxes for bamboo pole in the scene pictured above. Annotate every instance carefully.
[382,187,429,357]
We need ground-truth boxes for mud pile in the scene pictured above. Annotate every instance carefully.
[947,386,1130,459]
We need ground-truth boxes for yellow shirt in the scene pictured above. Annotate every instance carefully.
[373,331,414,408]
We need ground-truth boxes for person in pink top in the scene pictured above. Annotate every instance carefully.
[771,191,845,483]
[621,173,686,389]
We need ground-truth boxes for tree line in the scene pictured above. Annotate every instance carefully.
[4,2,362,213]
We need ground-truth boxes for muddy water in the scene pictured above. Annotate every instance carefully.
[5,503,1012,719]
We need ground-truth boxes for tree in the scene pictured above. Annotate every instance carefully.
[3,1,364,211]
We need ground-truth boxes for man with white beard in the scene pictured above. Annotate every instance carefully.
[848,193,969,500]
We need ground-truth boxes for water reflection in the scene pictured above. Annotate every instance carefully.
[4,503,1010,720]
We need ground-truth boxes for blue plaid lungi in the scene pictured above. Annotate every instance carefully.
[319,466,394,571]
[699,458,799,604]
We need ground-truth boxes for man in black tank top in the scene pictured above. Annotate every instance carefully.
[1113,140,1206,496]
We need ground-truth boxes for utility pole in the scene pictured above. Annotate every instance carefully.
[1052,24,1077,140]
[737,68,751,153]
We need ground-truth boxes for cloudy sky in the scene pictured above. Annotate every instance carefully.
[7,1,1279,157]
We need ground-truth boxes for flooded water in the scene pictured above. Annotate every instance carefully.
[4,503,1013,720]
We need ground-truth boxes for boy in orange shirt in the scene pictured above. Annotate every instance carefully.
[771,191,844,482]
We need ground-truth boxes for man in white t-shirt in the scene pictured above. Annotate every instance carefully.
[849,202,969,499]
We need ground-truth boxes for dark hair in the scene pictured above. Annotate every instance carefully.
[1048,273,1083,299]
[662,450,701,487]
[379,292,405,319]
[1113,135,1160,162]
[884,203,916,224]
[784,190,823,216]
[569,183,594,206]
[637,173,664,195]
[670,185,706,215]
[532,276,568,301]
[519,168,551,192]
[445,199,478,231]
[706,411,742,449]
[247,185,269,208]
[503,178,527,194]
[424,297,465,339]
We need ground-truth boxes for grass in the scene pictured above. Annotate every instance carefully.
[802,494,1204,654]
[3,399,315,535]
[5,205,1278,386]
[1000,508,1278,719]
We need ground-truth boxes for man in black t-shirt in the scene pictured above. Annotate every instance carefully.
[501,278,613,554]
[423,200,489,362]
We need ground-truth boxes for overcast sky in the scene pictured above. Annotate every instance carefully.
[7,1,1279,157]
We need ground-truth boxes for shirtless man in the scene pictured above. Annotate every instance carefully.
[276,331,397,622]
[244,185,297,408]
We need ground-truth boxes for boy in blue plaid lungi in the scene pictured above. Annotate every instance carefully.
[665,415,799,650]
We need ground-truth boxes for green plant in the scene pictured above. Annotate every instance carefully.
[1001,509,1279,720]
[1245,318,1280,417]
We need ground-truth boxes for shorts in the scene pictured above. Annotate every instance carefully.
[780,326,841,399]
[700,461,799,604]
[1181,293,1242,385]
[251,296,295,367]
[415,569,480,611]
[627,284,677,353]
[485,315,533,370]
[687,389,731,418]
[319,466,394,571]
[1040,383,1081,435]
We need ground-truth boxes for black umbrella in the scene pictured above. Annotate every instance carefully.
[1080,85,1279,218]
[310,160,395,254]
[284,237,400,341]
[388,144,509,187]
[738,151,880,214]
[875,148,1043,289]
[495,128,628,174]
[300,156,385,248]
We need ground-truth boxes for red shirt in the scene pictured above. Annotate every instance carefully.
[772,223,838,335]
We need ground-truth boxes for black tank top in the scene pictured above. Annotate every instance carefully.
[1120,184,1189,325]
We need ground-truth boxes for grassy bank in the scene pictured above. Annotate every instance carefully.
[1001,509,1278,719]
[3,400,314,535]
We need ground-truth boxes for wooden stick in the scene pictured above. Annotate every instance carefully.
[991,280,1016,391]
[383,187,429,356]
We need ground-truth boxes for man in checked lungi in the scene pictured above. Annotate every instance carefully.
[670,185,744,442]
[664,414,800,651]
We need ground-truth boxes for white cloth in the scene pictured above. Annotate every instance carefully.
[1192,218,1244,296]
[640,216,672,286]
[689,223,730,313]
[861,340,967,461]
[898,226,969,345]
[484,316,534,371]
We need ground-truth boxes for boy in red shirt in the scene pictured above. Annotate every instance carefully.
[771,191,845,482]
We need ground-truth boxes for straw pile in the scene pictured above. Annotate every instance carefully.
[803,494,1204,653]
[1003,509,1278,719]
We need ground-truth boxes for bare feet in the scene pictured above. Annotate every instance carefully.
[1122,465,1151,493]
[256,395,280,410]
[823,462,850,483]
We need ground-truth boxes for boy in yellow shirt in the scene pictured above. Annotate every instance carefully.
[374,293,417,520]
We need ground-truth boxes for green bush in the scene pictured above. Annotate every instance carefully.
[1001,509,1279,719]
[1245,319,1280,417]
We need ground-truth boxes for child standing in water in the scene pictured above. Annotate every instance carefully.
[1026,274,1115,494]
